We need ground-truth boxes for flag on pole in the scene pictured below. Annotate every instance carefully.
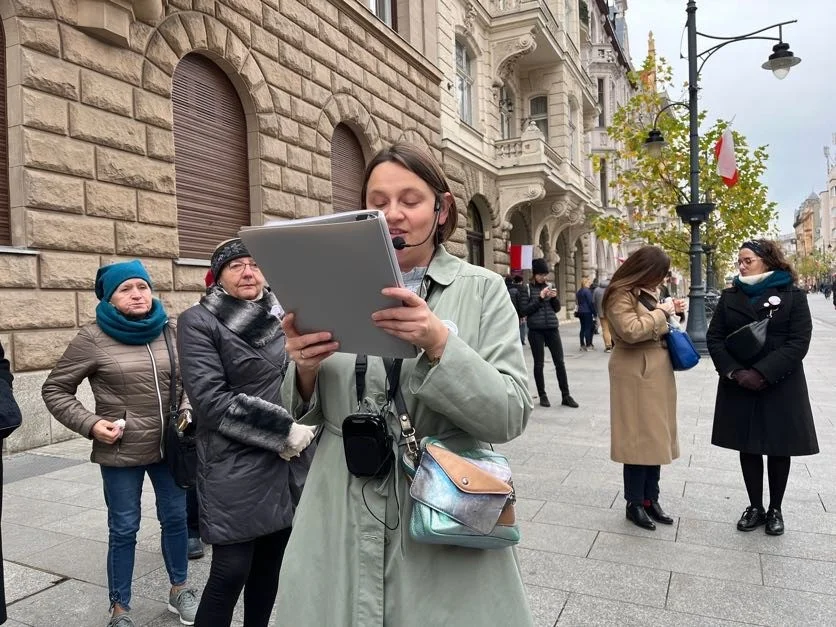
[714,128,739,188]
[509,245,534,271]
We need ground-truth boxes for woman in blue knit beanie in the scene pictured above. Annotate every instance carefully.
[42,260,198,627]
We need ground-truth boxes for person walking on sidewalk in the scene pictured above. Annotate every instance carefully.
[576,277,596,351]
[707,239,818,536]
[177,238,316,627]
[603,246,683,531]
[593,278,612,351]
[517,258,578,408]
[42,260,198,627]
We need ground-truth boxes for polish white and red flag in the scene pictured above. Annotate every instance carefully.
[714,128,739,188]
[509,244,533,271]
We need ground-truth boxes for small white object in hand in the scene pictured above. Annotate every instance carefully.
[113,418,126,439]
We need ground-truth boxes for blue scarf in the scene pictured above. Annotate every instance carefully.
[733,270,793,302]
[95,298,169,345]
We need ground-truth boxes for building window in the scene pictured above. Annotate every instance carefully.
[529,96,548,139]
[456,41,474,125]
[367,0,395,28]
[597,78,606,127]
[331,123,365,212]
[499,86,514,140]
[599,158,608,207]
[466,202,485,267]
[568,103,578,165]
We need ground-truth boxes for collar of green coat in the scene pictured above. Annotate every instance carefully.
[424,246,462,286]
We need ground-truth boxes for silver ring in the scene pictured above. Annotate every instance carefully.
[299,349,307,360]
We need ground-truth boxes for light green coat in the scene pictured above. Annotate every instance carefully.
[277,247,534,626]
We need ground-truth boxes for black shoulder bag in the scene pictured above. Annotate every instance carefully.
[162,325,197,489]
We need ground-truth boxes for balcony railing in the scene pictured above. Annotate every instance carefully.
[495,133,563,169]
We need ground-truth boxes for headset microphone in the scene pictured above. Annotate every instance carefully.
[391,196,442,251]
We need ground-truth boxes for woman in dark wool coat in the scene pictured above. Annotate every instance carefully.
[707,239,818,537]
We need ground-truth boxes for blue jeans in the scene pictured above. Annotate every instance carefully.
[101,462,188,611]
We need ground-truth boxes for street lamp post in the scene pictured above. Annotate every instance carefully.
[643,0,801,353]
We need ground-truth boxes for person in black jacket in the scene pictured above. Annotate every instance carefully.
[177,238,317,627]
[707,239,818,537]
[517,258,578,408]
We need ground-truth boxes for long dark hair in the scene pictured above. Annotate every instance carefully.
[740,239,798,283]
[360,143,459,243]
[602,246,671,313]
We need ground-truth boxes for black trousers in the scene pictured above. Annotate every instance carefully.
[578,313,595,347]
[527,328,570,397]
[186,486,199,539]
[623,464,661,503]
[194,527,292,627]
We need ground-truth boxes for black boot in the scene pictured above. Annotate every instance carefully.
[765,507,784,536]
[539,394,551,408]
[561,394,579,408]
[644,500,674,524]
[736,505,766,532]
[626,503,656,530]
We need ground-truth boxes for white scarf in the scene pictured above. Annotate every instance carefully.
[737,271,774,286]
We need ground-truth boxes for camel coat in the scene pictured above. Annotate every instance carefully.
[605,287,679,465]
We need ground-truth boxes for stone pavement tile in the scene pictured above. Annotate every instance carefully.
[760,553,836,595]
[557,593,749,626]
[516,498,546,522]
[534,502,677,541]
[7,579,167,627]
[3,620,29,626]
[677,517,836,562]
[39,460,103,486]
[496,436,566,457]
[526,584,568,627]
[41,508,160,543]
[560,468,686,498]
[1,523,75,562]
[587,531,762,585]
[49,484,108,511]
[29,439,92,460]
[4,561,63,604]
[4,475,92,502]
[519,521,598,557]
[22,537,162,588]
[666,572,836,625]
[131,559,210,607]
[682,480,825,511]
[517,548,670,608]
[514,473,618,509]
[2,494,88,528]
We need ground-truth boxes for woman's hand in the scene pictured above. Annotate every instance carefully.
[281,314,339,401]
[674,298,687,315]
[657,300,676,316]
[373,288,448,360]
[539,287,553,299]
[91,419,122,445]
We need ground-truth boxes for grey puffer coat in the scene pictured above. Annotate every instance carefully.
[42,322,186,467]
[176,302,305,545]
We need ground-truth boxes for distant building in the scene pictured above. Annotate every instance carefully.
[778,232,797,257]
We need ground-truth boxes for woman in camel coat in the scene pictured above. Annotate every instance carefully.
[604,246,684,531]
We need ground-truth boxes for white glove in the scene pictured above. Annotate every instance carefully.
[280,423,317,461]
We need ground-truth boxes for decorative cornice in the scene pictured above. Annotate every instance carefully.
[492,30,537,85]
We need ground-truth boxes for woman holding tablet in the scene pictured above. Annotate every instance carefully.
[275,143,534,625]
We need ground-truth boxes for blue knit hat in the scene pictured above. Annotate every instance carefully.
[95,260,153,302]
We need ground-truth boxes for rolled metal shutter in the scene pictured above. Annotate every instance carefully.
[330,124,365,212]
[173,54,249,258]
[0,23,9,246]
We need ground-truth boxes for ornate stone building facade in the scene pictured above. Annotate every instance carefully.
[0,0,443,450]
[437,0,632,312]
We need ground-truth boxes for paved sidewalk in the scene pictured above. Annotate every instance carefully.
[3,296,836,626]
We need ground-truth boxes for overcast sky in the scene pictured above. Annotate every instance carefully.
[625,0,833,234]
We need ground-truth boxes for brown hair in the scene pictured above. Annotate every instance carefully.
[360,143,458,244]
[740,239,798,283]
[602,246,671,313]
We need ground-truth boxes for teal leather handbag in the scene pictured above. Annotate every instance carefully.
[401,436,520,550]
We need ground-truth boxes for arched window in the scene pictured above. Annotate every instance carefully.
[0,22,9,246]
[466,202,484,267]
[455,40,474,125]
[499,86,514,140]
[173,54,249,258]
[529,96,548,139]
[330,124,365,212]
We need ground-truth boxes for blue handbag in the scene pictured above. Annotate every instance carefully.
[638,294,700,371]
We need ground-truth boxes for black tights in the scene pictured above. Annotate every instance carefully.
[194,527,292,627]
[739,452,791,511]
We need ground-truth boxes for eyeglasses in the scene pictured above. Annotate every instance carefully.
[737,257,760,266]
[226,261,260,273]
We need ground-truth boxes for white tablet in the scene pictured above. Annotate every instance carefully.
[239,210,418,358]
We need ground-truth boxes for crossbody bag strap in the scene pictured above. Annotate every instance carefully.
[382,358,419,464]
[637,292,656,311]
[162,323,177,416]
[354,355,367,409]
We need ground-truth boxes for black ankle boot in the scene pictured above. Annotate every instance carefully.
[626,502,656,530]
[561,395,579,408]
[765,507,784,536]
[644,501,674,524]
[539,394,551,407]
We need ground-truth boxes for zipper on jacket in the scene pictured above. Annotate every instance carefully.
[147,344,165,458]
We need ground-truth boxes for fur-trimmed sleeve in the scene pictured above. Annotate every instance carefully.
[218,393,295,454]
